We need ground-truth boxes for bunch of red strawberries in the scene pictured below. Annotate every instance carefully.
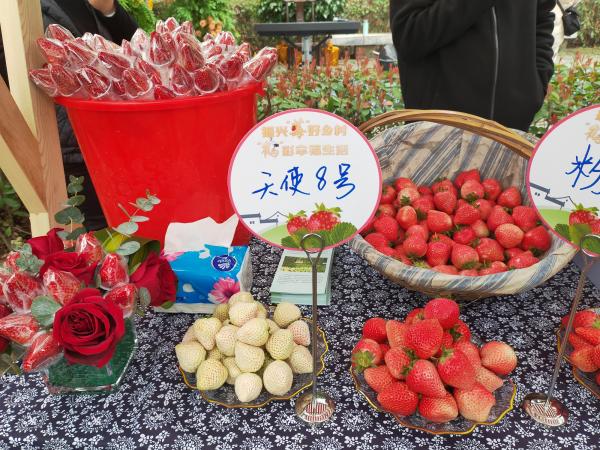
[362,169,553,276]
[352,298,517,423]
[563,309,600,386]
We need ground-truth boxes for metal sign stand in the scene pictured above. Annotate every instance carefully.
[295,233,335,425]
[522,234,600,426]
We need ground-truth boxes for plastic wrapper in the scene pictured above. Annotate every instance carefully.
[45,24,75,42]
[29,68,58,97]
[3,251,21,272]
[0,313,40,346]
[122,67,154,100]
[234,42,251,63]
[121,39,136,57]
[130,28,150,57]
[170,64,194,96]
[193,66,221,94]
[22,331,62,372]
[165,17,179,32]
[92,34,120,52]
[149,31,175,67]
[217,54,244,90]
[65,39,98,68]
[48,64,84,97]
[179,43,205,72]
[215,31,236,47]
[105,283,138,318]
[98,254,129,289]
[97,50,132,80]
[42,267,82,306]
[154,85,176,100]
[243,47,278,82]
[177,21,195,35]
[135,59,162,86]
[155,19,168,34]
[76,66,113,100]
[76,232,104,265]
[0,304,10,351]
[36,38,69,65]
[2,272,44,313]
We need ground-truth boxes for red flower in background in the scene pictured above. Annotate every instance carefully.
[130,252,177,307]
[39,251,97,285]
[27,228,64,259]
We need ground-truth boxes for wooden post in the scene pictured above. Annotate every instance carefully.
[0,0,67,237]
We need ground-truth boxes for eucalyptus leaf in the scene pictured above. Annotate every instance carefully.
[158,300,174,310]
[135,198,154,212]
[147,195,160,205]
[55,206,84,225]
[57,230,70,240]
[116,240,141,256]
[31,296,61,328]
[67,183,83,194]
[114,222,139,236]
[130,215,149,222]
[66,195,86,206]
[66,227,87,241]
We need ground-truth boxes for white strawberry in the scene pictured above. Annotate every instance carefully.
[287,320,310,346]
[207,347,222,361]
[235,373,263,402]
[266,329,294,360]
[193,317,222,350]
[273,302,301,328]
[255,301,268,319]
[175,341,206,373]
[215,325,238,356]
[181,325,197,343]
[229,302,258,327]
[236,318,269,347]
[223,357,242,385]
[263,360,293,396]
[266,319,280,334]
[196,359,228,390]
[288,345,313,374]
[228,291,254,307]
[235,341,265,373]
[213,303,229,322]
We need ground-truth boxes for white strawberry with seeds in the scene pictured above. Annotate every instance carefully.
[229,302,259,327]
[236,318,269,346]
[263,360,293,396]
[215,325,238,356]
[287,320,310,346]
[223,357,242,385]
[273,303,301,328]
[228,291,254,307]
[176,341,206,372]
[235,341,265,373]
[235,373,263,402]
[196,359,228,390]
[288,345,313,374]
[193,317,222,350]
[213,303,229,322]
[266,329,294,360]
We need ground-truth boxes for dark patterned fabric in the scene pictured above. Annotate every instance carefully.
[1,240,599,450]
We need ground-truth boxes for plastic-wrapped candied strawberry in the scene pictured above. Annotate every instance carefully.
[0,304,11,352]
[122,68,153,99]
[193,66,221,94]
[165,17,179,32]
[29,68,59,97]
[161,32,177,55]
[22,331,62,372]
[98,254,129,290]
[205,43,223,60]
[170,63,194,96]
[234,42,252,63]
[154,85,176,99]
[98,51,132,79]
[218,54,244,81]
[149,31,175,66]
[243,47,278,81]
[215,31,236,47]
[175,31,202,52]
[203,32,214,42]
[130,28,150,57]
[0,313,39,346]
[49,64,83,97]
[76,66,112,99]
[43,268,82,306]
[3,251,21,272]
[179,43,205,72]
[36,38,69,65]
[64,40,98,68]
[135,59,162,86]
[92,34,120,52]
[76,232,104,265]
[3,272,44,313]
[105,283,138,317]
[121,39,136,57]
[178,20,194,35]
[45,23,75,42]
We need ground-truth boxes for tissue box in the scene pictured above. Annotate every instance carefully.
[157,244,252,313]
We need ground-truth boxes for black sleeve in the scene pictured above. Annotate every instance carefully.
[390,0,495,61]
[536,0,556,89]
[96,0,138,43]
[0,30,8,87]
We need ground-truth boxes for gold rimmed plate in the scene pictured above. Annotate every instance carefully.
[179,322,328,408]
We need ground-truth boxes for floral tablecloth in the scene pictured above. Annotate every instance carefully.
[1,240,599,450]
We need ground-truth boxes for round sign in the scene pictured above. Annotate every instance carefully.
[228,109,381,250]
[527,104,600,253]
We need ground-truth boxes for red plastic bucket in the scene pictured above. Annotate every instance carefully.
[56,83,263,245]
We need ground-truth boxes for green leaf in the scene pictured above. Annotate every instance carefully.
[96,230,126,253]
[130,215,149,223]
[570,223,592,246]
[116,240,141,256]
[583,237,600,255]
[146,194,160,205]
[0,353,21,376]
[554,223,571,241]
[135,198,154,212]
[157,300,174,310]
[327,222,358,246]
[57,230,70,240]
[281,235,302,248]
[114,222,139,236]
[65,227,87,241]
[66,195,86,206]
[54,206,84,225]
[68,175,84,185]
[67,183,83,194]
[31,295,62,328]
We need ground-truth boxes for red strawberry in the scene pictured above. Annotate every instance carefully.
[418,185,432,196]
[521,226,551,256]
[418,393,459,423]
[426,241,452,267]
[385,346,415,379]
[396,206,418,230]
[0,313,39,345]
[405,308,425,324]
[98,254,129,290]
[474,366,504,393]
[475,238,504,263]
[149,32,175,65]
[433,191,457,215]
[36,38,69,65]
[568,332,593,350]
[427,210,453,233]
[136,59,162,86]
[393,247,413,265]
[451,244,480,270]
[122,67,152,98]
[406,359,447,398]
[377,204,396,218]
[454,383,496,422]
[487,206,514,232]
[568,204,598,225]
[365,232,390,248]
[497,187,522,208]
[22,332,61,373]
[512,206,538,232]
[561,310,598,329]
[460,180,485,201]
[436,331,454,356]
[432,265,459,275]
[406,224,429,241]
[479,261,508,275]
[363,318,388,343]
[377,381,419,416]
[450,320,471,343]
[576,323,600,345]
[592,344,600,368]
[455,169,481,188]
[412,196,435,218]
[495,223,524,249]
[378,246,396,257]
[454,204,481,226]
[386,320,409,348]
[380,343,391,357]
[364,365,396,393]
[406,319,443,359]
[0,305,11,352]
[307,204,341,231]
[98,50,133,79]
[394,177,417,192]
[105,283,138,317]
[454,340,482,368]
[482,179,502,201]
[570,347,598,372]
[3,272,43,313]
[403,236,428,258]
[46,24,75,42]
[508,251,539,269]
[3,251,21,272]
[43,268,82,306]
[471,219,490,238]
[424,298,459,329]
[480,341,517,375]
[374,216,399,242]
[591,219,600,234]
[453,227,477,246]
[193,66,220,93]
[473,199,493,221]
[381,185,397,205]
[397,187,420,206]
[504,247,524,260]
[352,338,383,371]
[436,348,476,389]
[286,211,308,234]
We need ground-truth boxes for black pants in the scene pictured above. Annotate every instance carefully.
[63,162,107,231]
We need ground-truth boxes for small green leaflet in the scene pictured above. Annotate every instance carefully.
[31,296,61,328]
[280,222,357,249]
[114,221,139,236]
[554,224,570,240]
[116,240,141,256]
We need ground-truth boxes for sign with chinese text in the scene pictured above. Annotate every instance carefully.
[228,109,381,250]
[528,105,600,252]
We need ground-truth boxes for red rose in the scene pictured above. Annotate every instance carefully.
[40,251,97,285]
[52,288,125,367]
[27,228,64,259]
[130,252,177,307]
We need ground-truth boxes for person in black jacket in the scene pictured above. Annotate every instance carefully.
[0,0,138,230]
[390,0,556,131]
